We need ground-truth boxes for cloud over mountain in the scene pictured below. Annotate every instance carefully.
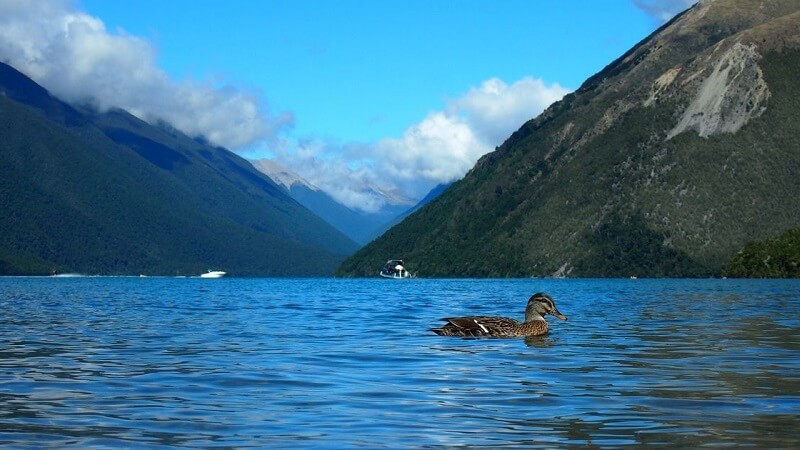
[633,0,698,23]
[0,0,568,213]
[277,77,569,209]
[0,0,291,149]
[449,77,570,145]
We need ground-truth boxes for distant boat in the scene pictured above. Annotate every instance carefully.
[379,260,412,279]
[200,270,226,278]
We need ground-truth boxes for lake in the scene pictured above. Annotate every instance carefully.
[1,277,799,448]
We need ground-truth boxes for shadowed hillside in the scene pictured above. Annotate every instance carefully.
[0,62,358,276]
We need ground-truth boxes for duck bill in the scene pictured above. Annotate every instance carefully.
[551,310,568,321]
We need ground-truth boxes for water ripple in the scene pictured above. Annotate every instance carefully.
[1,277,799,448]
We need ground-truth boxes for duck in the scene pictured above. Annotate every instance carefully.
[430,292,567,337]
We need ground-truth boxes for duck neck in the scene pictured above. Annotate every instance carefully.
[524,310,545,322]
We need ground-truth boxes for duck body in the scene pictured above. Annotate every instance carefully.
[430,316,548,337]
[430,293,566,338]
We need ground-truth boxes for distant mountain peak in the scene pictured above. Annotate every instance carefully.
[249,158,319,191]
[250,157,418,210]
[249,157,431,245]
[366,185,416,208]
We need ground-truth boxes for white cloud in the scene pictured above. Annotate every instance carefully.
[449,77,569,146]
[632,0,698,23]
[0,0,289,149]
[375,77,568,197]
[278,77,570,211]
[273,138,412,213]
[377,112,486,184]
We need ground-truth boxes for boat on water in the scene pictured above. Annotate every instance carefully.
[379,260,412,279]
[200,270,226,278]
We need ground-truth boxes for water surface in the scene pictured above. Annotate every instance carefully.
[1,277,799,448]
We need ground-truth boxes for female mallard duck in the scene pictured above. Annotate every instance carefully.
[430,293,567,337]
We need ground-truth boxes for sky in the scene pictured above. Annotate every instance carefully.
[0,0,696,212]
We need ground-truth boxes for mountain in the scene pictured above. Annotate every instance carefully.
[0,62,358,276]
[250,158,415,245]
[382,183,451,230]
[337,0,800,278]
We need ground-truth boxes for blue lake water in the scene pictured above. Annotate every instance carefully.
[1,277,799,448]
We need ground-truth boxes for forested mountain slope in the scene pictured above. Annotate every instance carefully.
[0,62,357,276]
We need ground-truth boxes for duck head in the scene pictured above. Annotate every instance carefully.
[525,293,567,322]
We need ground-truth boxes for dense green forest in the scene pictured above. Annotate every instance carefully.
[725,228,800,278]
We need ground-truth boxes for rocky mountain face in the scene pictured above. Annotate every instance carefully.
[0,62,358,276]
[338,0,800,277]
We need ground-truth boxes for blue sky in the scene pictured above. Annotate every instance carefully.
[1,0,695,210]
[80,0,660,142]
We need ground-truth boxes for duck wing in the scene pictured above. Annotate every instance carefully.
[430,316,519,337]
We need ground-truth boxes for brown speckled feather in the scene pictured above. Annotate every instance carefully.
[434,316,521,337]
[431,316,548,337]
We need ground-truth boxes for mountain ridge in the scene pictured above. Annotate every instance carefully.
[0,61,358,276]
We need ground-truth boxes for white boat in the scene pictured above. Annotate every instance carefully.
[379,260,412,279]
[200,270,226,278]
